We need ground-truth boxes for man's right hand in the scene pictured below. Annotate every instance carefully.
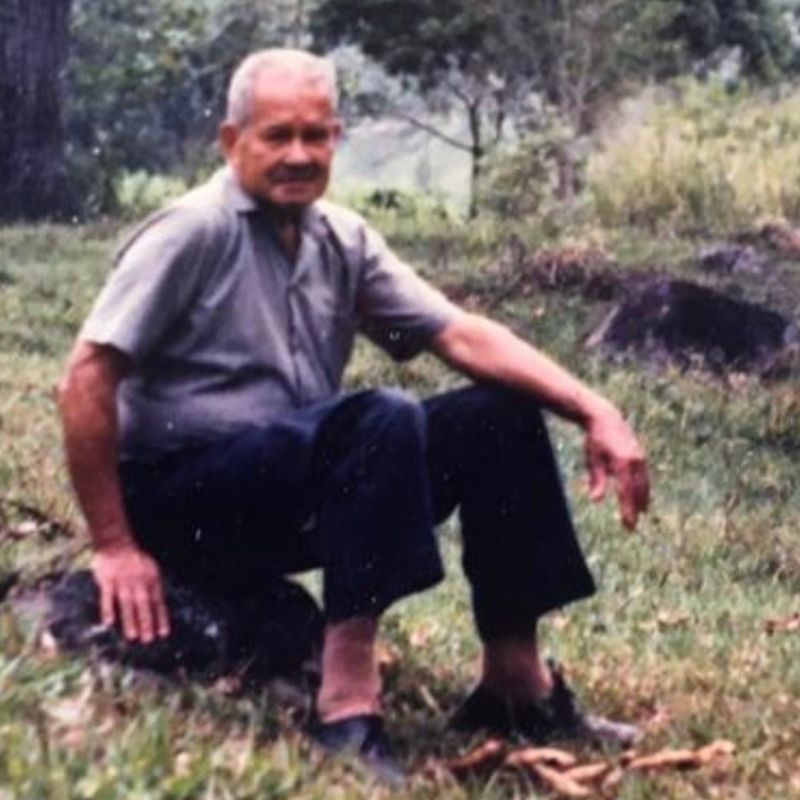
[90,542,170,643]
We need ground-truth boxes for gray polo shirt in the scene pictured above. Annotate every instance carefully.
[80,168,460,457]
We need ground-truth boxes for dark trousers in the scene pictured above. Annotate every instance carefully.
[120,384,596,640]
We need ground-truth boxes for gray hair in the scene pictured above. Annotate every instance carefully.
[225,49,338,125]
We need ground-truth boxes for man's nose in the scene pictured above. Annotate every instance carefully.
[285,136,312,164]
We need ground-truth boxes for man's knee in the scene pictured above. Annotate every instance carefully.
[356,387,426,437]
[441,384,547,445]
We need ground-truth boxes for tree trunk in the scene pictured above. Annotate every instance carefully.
[554,141,583,208]
[0,0,73,221]
[292,0,306,46]
[467,102,483,219]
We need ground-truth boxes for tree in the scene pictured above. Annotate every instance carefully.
[0,0,74,221]
[312,1,522,217]
[311,0,796,213]
[65,0,320,213]
[312,0,688,212]
[667,0,794,79]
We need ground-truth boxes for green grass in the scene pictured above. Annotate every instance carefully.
[588,81,800,236]
[0,221,798,799]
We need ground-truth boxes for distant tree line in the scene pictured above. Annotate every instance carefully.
[0,0,797,221]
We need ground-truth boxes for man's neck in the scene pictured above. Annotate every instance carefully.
[261,203,305,264]
[276,218,302,263]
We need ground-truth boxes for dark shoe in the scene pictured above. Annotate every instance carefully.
[449,664,640,748]
[308,714,405,785]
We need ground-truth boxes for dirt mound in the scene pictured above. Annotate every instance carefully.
[587,279,797,375]
[696,243,769,276]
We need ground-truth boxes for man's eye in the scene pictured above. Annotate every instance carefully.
[263,129,292,144]
[304,129,331,144]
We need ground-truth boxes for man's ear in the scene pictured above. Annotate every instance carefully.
[219,122,239,160]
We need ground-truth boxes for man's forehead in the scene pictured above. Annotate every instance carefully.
[250,71,335,117]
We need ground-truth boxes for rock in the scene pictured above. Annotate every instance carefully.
[12,570,323,692]
[587,279,797,374]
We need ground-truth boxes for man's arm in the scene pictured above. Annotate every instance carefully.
[431,312,650,530]
[57,341,169,642]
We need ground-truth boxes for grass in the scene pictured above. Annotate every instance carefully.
[0,219,798,799]
[588,80,800,236]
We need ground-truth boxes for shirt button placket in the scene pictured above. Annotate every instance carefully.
[287,283,303,402]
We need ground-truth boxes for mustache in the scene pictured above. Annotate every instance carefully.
[270,165,323,183]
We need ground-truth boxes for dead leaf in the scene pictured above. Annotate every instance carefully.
[767,757,783,777]
[657,611,691,629]
[45,687,96,750]
[643,705,672,732]
[211,674,244,696]
[562,761,612,784]
[445,739,505,777]
[551,613,570,632]
[409,623,435,648]
[505,746,578,770]
[764,612,800,634]
[15,521,40,536]
[46,700,85,729]
[532,764,591,798]
[375,642,400,672]
[416,684,442,714]
[38,630,60,659]
[174,751,193,777]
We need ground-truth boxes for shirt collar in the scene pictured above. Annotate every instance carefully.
[218,166,331,240]
[219,166,258,213]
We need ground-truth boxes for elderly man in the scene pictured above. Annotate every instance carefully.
[58,49,649,777]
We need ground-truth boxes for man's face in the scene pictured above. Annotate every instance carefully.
[220,72,340,209]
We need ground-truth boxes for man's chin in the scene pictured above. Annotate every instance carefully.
[268,186,324,208]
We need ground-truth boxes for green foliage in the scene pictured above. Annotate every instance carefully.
[666,0,795,79]
[60,0,800,218]
[113,171,189,220]
[346,188,552,275]
[479,125,579,221]
[313,0,789,214]
[65,0,305,213]
[588,79,800,234]
[312,1,497,89]
[312,0,685,120]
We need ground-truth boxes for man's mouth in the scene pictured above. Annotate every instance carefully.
[273,169,321,185]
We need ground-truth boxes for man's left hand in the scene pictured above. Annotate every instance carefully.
[584,406,650,530]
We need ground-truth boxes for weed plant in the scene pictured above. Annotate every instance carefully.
[589,80,800,236]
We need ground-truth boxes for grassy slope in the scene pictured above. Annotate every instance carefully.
[0,222,798,800]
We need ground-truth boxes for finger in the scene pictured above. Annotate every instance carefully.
[150,579,170,639]
[618,489,637,530]
[616,469,639,530]
[133,587,155,644]
[98,579,115,628]
[586,448,608,502]
[116,588,140,641]
[631,461,651,513]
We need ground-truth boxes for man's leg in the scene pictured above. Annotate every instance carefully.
[310,388,442,726]
[424,385,596,706]
[121,389,443,747]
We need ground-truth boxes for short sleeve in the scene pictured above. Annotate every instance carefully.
[79,206,222,362]
[356,224,460,361]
